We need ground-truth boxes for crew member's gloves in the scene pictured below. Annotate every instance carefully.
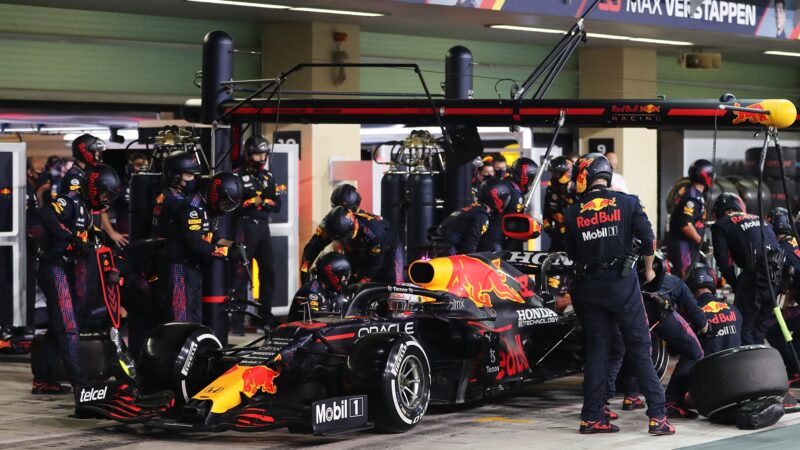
[228,244,246,264]
[212,246,229,258]
[300,261,310,284]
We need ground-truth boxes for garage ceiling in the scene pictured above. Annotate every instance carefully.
[2,0,798,62]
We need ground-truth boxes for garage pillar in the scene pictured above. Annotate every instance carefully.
[578,47,659,226]
[261,22,362,262]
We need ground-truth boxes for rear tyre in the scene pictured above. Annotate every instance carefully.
[688,345,787,423]
[348,333,431,433]
[651,332,669,381]
[137,322,221,405]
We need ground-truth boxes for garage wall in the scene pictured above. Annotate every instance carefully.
[360,32,580,99]
[0,4,261,104]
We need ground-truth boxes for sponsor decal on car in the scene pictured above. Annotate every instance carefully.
[312,395,368,435]
[517,308,559,327]
[181,342,198,376]
[78,386,108,403]
[357,322,415,338]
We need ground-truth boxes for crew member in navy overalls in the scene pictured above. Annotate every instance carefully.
[543,156,577,252]
[564,153,673,435]
[711,192,783,345]
[435,179,509,255]
[288,252,352,322]
[33,165,120,392]
[667,159,713,278]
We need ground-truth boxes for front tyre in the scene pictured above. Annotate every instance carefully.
[349,333,431,433]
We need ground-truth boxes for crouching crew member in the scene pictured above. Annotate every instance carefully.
[288,252,352,322]
[303,206,403,284]
[711,193,783,345]
[33,164,120,392]
[564,153,673,435]
[435,179,510,255]
[667,159,713,278]
[232,136,283,323]
[685,264,742,355]
[159,152,232,323]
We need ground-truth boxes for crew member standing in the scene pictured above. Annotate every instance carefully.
[497,157,538,251]
[711,192,783,345]
[113,152,149,237]
[33,165,120,392]
[543,156,576,251]
[768,207,800,303]
[667,159,714,277]
[564,153,673,435]
[232,136,283,325]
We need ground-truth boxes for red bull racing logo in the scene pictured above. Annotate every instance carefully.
[241,365,280,397]
[732,103,770,126]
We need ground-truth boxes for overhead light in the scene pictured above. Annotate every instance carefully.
[290,7,383,17]
[186,0,288,9]
[488,24,692,46]
[764,50,800,58]
[185,0,383,16]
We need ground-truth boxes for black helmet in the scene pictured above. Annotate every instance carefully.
[510,157,539,193]
[331,184,361,211]
[638,253,666,293]
[477,178,512,214]
[769,207,794,236]
[686,263,717,293]
[243,136,270,169]
[316,252,352,292]
[125,152,149,178]
[85,164,121,210]
[46,155,61,171]
[72,134,106,167]
[206,172,244,214]
[713,192,745,219]
[572,153,612,195]
[324,206,358,241]
[688,159,714,189]
[162,151,201,185]
[548,156,573,185]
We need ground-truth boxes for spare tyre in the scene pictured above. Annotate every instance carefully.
[727,175,771,214]
[137,322,222,405]
[765,177,796,211]
[709,176,739,219]
[745,147,797,178]
[666,178,691,215]
[688,345,787,423]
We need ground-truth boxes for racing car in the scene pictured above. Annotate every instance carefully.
[77,244,668,435]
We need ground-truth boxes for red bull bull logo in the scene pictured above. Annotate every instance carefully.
[447,256,524,307]
[639,104,660,114]
[732,103,771,126]
[701,301,728,314]
[0,188,10,196]
[575,158,593,193]
[579,197,616,213]
[241,365,280,397]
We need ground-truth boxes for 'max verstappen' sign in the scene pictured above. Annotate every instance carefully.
[397,1,798,39]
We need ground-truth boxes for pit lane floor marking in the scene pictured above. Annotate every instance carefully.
[472,416,533,424]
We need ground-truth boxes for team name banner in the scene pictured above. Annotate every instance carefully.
[397,0,797,39]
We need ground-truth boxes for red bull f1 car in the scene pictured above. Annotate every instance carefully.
[76,250,668,435]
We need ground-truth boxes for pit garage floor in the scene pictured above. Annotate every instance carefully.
[2,348,799,450]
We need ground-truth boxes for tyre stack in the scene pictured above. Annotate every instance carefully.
[745,147,797,211]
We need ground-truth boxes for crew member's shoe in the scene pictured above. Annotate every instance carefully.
[789,373,800,389]
[648,416,676,435]
[665,402,699,419]
[579,420,620,434]
[622,394,644,411]
[32,381,72,395]
[783,391,799,409]
[604,405,619,421]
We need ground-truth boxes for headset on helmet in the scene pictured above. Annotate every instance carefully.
[324,206,358,241]
[549,156,573,185]
[572,153,612,195]
[331,184,362,211]
[85,164,121,210]
[686,263,717,293]
[477,178,512,214]
[510,157,539,193]
[72,134,106,167]
[768,207,794,236]
[688,159,715,189]
[713,192,745,219]
[316,252,352,292]
[206,172,244,214]
[162,151,202,185]
[638,253,666,292]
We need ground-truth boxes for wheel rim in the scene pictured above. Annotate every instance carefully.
[397,354,423,410]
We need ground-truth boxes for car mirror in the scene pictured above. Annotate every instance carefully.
[502,213,542,241]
